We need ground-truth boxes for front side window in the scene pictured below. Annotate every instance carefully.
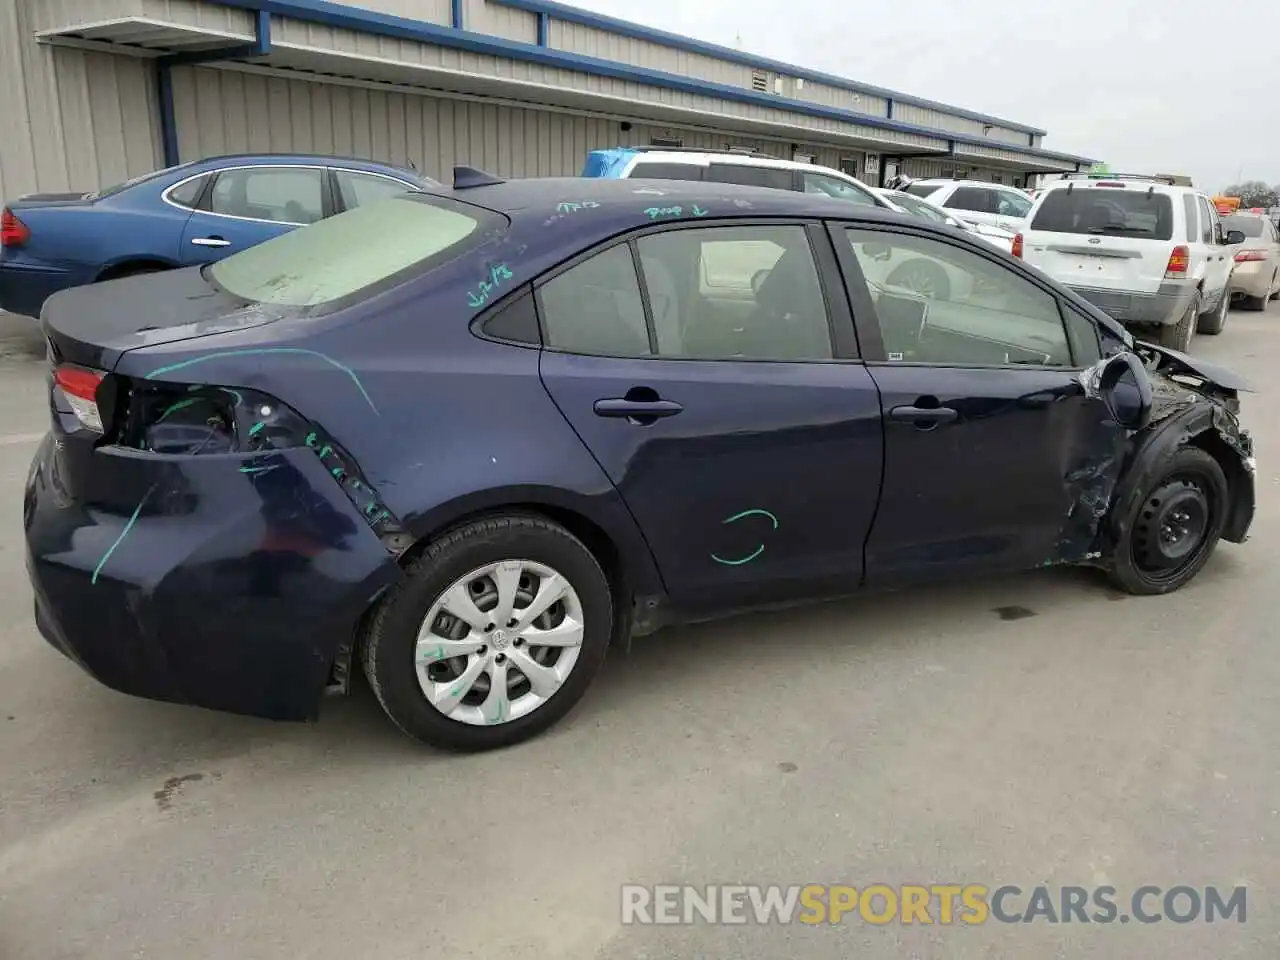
[335,170,412,210]
[844,228,1071,367]
[209,194,494,308]
[1029,188,1174,241]
[944,187,996,214]
[996,190,1032,217]
[209,167,326,224]
[801,173,879,207]
[537,244,652,357]
[706,164,793,191]
[636,225,833,361]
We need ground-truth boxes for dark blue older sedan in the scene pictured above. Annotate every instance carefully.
[24,169,1255,751]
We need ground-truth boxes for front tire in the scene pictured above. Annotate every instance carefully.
[1107,446,1229,596]
[362,515,614,751]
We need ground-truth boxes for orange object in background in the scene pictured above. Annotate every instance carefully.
[1213,196,1242,215]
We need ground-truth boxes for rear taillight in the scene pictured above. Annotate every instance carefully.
[1011,232,1024,258]
[54,364,106,433]
[1,208,29,247]
[1164,245,1190,277]
[1235,249,1267,262]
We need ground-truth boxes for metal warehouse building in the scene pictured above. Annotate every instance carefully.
[0,0,1095,200]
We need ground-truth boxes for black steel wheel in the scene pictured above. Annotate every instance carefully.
[1107,446,1229,595]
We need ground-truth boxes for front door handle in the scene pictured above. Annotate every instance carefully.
[191,236,231,247]
[889,404,958,429]
[593,398,683,421]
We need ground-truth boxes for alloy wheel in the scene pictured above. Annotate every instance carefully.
[414,559,585,726]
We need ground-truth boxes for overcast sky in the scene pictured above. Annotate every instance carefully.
[574,0,1280,192]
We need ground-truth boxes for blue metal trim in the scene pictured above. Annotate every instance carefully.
[451,0,463,29]
[536,10,548,46]
[199,0,1093,166]
[154,11,272,165]
[156,63,180,167]
[490,0,1049,136]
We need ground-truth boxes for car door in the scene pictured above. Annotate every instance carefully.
[1195,195,1232,302]
[830,220,1125,584]
[331,167,418,212]
[536,220,883,614]
[178,164,331,265]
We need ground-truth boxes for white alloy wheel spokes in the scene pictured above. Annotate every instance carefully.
[414,559,586,726]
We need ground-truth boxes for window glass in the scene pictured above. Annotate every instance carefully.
[636,225,832,361]
[1029,188,1174,241]
[1062,304,1102,366]
[996,190,1032,217]
[209,195,491,308]
[944,187,995,213]
[1221,215,1266,239]
[1198,198,1214,243]
[538,244,651,357]
[209,167,325,224]
[87,161,201,200]
[1207,203,1225,244]
[335,170,411,210]
[1183,194,1199,242]
[904,182,943,198]
[885,191,950,224]
[629,162,704,181]
[801,173,879,206]
[707,164,793,191]
[167,175,207,209]
[844,228,1071,367]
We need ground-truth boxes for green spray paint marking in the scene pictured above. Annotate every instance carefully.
[145,348,378,414]
[304,432,318,448]
[318,445,332,459]
[491,697,506,724]
[692,204,709,216]
[156,398,200,423]
[248,421,266,437]
[450,683,466,698]
[91,485,157,585]
[239,464,280,476]
[710,508,779,566]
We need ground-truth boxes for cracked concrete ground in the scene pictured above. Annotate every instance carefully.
[0,308,1277,959]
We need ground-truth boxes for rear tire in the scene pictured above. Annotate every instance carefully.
[1157,291,1198,350]
[1107,446,1228,596]
[1197,288,1229,335]
[361,514,614,751]
[1246,294,1266,311]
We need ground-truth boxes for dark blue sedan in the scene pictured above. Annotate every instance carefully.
[24,171,1256,751]
[0,153,435,319]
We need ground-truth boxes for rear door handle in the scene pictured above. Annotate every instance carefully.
[191,237,231,247]
[593,398,683,420]
[889,404,958,428]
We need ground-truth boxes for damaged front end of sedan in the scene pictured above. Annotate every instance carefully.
[1052,340,1255,574]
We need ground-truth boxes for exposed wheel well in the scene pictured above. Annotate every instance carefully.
[96,259,172,282]
[1187,430,1249,538]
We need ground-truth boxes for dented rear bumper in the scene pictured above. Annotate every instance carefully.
[24,432,402,721]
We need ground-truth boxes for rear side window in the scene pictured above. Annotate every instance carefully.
[537,244,651,357]
[945,187,995,214]
[1182,194,1199,242]
[1029,188,1174,241]
[629,162,704,181]
[707,164,793,191]
[167,175,208,210]
[209,194,497,308]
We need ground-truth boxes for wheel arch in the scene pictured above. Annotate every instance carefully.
[96,256,179,282]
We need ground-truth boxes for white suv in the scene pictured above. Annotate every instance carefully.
[581,147,890,208]
[1015,174,1244,349]
[900,178,1035,232]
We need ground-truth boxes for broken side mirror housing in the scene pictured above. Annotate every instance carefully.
[1094,352,1152,430]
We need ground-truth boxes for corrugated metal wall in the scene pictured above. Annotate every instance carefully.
[0,0,162,200]
[171,65,852,181]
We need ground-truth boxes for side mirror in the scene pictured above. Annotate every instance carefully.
[1088,352,1152,430]
[1225,229,1245,245]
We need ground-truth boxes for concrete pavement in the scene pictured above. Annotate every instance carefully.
[1,309,1277,959]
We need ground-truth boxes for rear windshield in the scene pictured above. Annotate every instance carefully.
[209,194,501,307]
[1031,187,1174,241]
[885,191,949,223]
[88,161,202,200]
[1223,215,1266,238]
